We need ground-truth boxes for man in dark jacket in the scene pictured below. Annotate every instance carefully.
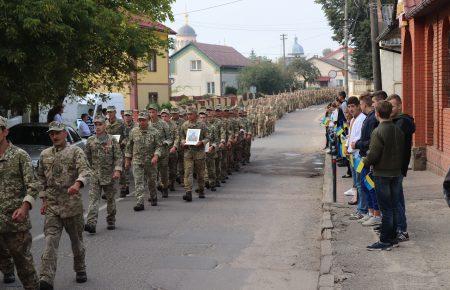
[387,94,416,242]
[363,101,405,251]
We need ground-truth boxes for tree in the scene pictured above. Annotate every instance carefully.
[287,57,321,87]
[0,0,174,113]
[238,62,293,95]
[225,86,237,95]
[315,0,376,79]
[322,48,333,57]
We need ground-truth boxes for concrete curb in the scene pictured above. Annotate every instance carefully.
[318,152,335,290]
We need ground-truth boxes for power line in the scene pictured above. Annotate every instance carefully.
[174,0,245,16]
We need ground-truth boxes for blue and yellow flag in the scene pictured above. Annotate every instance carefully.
[335,126,344,136]
[364,174,375,191]
[320,117,330,127]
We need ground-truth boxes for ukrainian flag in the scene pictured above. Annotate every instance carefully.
[364,174,375,191]
[335,126,344,136]
[356,158,365,173]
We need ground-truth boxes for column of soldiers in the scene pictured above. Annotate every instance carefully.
[0,89,336,289]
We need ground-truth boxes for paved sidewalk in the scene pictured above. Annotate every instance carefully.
[326,156,450,289]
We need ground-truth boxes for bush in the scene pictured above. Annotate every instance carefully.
[225,86,237,95]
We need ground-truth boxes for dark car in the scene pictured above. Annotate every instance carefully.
[7,123,86,169]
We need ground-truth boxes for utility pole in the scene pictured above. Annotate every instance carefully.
[280,34,287,68]
[369,0,382,91]
[344,0,349,95]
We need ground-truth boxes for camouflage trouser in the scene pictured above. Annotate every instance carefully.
[243,138,251,162]
[119,151,130,190]
[40,214,85,285]
[233,140,242,169]
[184,150,205,193]
[215,150,222,183]
[86,181,116,226]
[221,148,228,180]
[205,152,216,187]
[257,123,264,137]
[157,154,169,189]
[227,145,234,173]
[133,162,157,205]
[0,231,38,290]
[178,148,185,183]
[168,151,178,187]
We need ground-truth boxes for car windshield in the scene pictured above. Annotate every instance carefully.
[8,126,53,146]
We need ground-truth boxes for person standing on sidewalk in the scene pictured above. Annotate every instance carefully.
[363,101,405,251]
[38,121,91,289]
[387,94,416,242]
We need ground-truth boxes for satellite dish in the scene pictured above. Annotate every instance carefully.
[328,70,337,79]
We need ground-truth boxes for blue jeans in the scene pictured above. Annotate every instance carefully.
[374,176,402,244]
[397,176,407,232]
[353,165,367,215]
[362,171,379,211]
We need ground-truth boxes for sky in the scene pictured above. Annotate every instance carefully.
[164,0,340,60]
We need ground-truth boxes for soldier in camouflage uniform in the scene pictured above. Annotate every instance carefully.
[176,108,187,184]
[220,107,230,182]
[163,109,178,192]
[241,110,253,164]
[199,109,218,192]
[84,116,122,234]
[105,105,125,140]
[147,104,172,198]
[38,121,91,289]
[0,117,39,290]
[180,107,209,201]
[119,110,135,197]
[125,111,162,210]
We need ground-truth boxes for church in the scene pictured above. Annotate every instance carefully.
[169,15,250,97]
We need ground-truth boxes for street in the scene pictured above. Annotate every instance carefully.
[5,106,326,290]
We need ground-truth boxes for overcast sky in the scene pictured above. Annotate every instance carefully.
[164,0,340,60]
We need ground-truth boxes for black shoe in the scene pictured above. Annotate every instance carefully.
[150,198,158,206]
[162,189,169,198]
[367,241,392,251]
[216,182,221,187]
[184,191,192,202]
[119,189,127,198]
[176,177,181,184]
[76,271,87,283]
[125,187,129,195]
[221,180,226,183]
[134,204,144,211]
[39,280,53,290]
[198,192,205,199]
[205,182,210,189]
[107,223,115,230]
[397,232,409,242]
[169,184,175,191]
[226,176,229,179]
[84,224,96,234]
[195,189,200,193]
[3,273,15,284]
[210,187,216,192]
[157,184,163,192]
[101,194,107,200]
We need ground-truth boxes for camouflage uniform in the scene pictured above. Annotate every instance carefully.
[85,131,122,228]
[150,117,172,194]
[220,111,230,181]
[0,136,39,290]
[119,111,135,194]
[37,124,91,286]
[125,115,162,206]
[174,112,186,183]
[180,110,209,197]
[164,110,179,191]
[201,112,218,189]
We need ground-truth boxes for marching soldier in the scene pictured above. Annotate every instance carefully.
[0,116,39,290]
[119,110,135,197]
[38,121,91,289]
[125,111,162,210]
[199,109,218,192]
[180,107,209,201]
[84,115,122,234]
[161,108,178,193]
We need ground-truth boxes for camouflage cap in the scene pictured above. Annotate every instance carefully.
[106,105,116,112]
[47,121,67,132]
[215,104,222,111]
[160,108,170,115]
[224,106,230,112]
[0,116,7,128]
[124,110,133,116]
[198,109,207,115]
[93,115,106,123]
[146,103,158,111]
[138,111,149,119]
[171,107,180,114]
[186,107,197,114]
[205,106,213,111]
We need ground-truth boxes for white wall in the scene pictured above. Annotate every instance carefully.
[171,49,221,96]
[380,49,402,96]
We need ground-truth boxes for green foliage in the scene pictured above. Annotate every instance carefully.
[322,48,333,57]
[224,86,237,95]
[160,102,172,110]
[0,0,174,110]
[178,97,195,106]
[315,0,373,79]
[287,57,321,87]
[238,62,293,95]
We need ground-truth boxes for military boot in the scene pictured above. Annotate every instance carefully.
[107,222,115,230]
[149,197,158,206]
[162,188,169,198]
[133,204,144,211]
[210,186,216,192]
[119,188,127,198]
[183,191,192,202]
[76,272,87,283]
[198,191,205,199]
[39,280,53,290]
[205,181,210,189]
[3,273,15,284]
[84,224,96,234]
[169,182,175,191]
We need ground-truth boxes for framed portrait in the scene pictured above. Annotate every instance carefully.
[186,128,201,145]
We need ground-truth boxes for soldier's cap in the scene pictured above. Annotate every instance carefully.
[47,121,67,132]
[171,107,180,114]
[106,106,116,112]
[138,111,149,119]
[124,110,133,116]
[206,106,213,111]
[146,103,158,111]
[93,115,106,123]
[215,104,222,111]
[186,107,197,114]
[224,106,230,111]
[160,108,170,115]
[179,108,186,115]
[0,116,7,128]
[199,109,207,115]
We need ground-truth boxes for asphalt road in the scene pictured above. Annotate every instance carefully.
[3,106,326,290]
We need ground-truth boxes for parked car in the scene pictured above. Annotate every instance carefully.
[7,123,86,169]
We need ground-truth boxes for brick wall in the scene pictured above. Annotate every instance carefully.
[402,4,450,176]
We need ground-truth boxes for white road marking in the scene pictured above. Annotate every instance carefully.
[32,196,125,242]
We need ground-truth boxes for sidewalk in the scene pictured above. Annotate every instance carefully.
[324,154,450,289]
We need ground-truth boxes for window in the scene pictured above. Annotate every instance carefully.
[148,50,157,72]
[190,60,202,71]
[148,92,158,104]
[207,82,215,94]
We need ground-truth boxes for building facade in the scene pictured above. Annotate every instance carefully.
[399,0,450,175]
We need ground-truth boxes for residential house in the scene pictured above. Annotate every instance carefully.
[169,42,251,97]
[398,0,450,175]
